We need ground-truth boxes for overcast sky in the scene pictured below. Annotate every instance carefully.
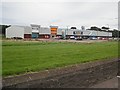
[1,0,119,29]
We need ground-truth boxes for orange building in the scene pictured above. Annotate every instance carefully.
[50,26,58,38]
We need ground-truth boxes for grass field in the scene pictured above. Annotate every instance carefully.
[2,41,118,76]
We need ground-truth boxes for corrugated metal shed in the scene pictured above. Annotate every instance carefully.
[6,25,24,38]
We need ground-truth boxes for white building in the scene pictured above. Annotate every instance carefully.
[6,25,25,39]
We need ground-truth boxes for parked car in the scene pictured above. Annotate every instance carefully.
[102,38,108,40]
[83,37,88,39]
[89,37,97,40]
[54,36,61,40]
[75,37,82,40]
[70,36,75,39]
[98,37,102,40]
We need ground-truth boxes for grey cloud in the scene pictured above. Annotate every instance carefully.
[2,2,118,29]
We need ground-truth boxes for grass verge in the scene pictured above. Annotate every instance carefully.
[2,41,118,77]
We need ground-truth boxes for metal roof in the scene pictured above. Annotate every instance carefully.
[30,24,40,28]
[50,26,58,28]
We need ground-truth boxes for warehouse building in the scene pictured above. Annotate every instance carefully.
[6,24,112,39]
[6,25,25,39]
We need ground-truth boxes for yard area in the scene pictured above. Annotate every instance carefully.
[2,40,118,77]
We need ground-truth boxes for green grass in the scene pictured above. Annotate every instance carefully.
[2,41,118,77]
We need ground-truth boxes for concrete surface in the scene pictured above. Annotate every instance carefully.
[91,77,118,88]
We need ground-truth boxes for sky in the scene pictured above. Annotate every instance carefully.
[0,0,119,29]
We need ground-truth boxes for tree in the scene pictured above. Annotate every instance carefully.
[0,25,11,36]
[89,26,101,31]
[71,27,77,29]
[102,26,109,30]
[112,29,120,38]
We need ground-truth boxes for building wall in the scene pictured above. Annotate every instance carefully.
[51,28,57,35]
[98,31,112,37]
[67,29,74,35]
[83,30,91,36]
[57,28,62,35]
[40,27,50,34]
[24,26,32,34]
[83,30,112,37]
[24,34,31,38]
[6,26,24,39]
[59,29,112,37]
[31,24,40,30]
[50,26,58,37]
[39,34,50,39]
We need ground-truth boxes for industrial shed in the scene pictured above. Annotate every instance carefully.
[6,25,25,39]
[6,25,34,39]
